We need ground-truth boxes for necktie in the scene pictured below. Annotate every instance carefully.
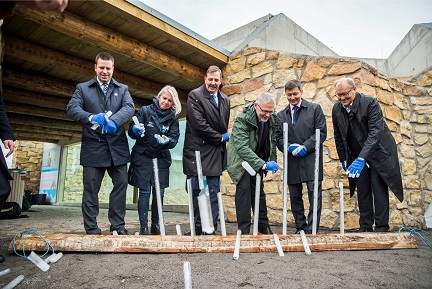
[211,94,218,107]
[102,83,108,95]
[292,106,299,126]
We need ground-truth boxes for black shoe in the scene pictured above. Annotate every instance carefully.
[0,254,5,263]
[184,228,202,236]
[151,224,160,235]
[202,231,215,235]
[140,227,149,235]
[358,227,373,233]
[258,226,273,235]
[305,229,312,234]
[111,229,129,235]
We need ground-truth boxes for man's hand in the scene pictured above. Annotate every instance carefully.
[90,113,109,127]
[263,161,278,172]
[347,158,366,178]
[292,145,307,157]
[3,140,15,158]
[221,132,229,142]
[288,143,300,154]
[103,120,117,134]
[155,134,169,145]
[132,124,145,137]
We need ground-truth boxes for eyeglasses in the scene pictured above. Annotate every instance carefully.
[335,87,354,98]
[256,103,274,115]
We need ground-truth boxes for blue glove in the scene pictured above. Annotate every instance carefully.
[155,134,169,144]
[292,145,307,157]
[91,113,108,126]
[132,124,145,137]
[347,158,366,178]
[221,132,230,142]
[341,161,347,171]
[288,144,300,154]
[263,161,278,172]
[103,120,117,134]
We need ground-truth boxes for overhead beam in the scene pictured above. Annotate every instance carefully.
[14,131,72,142]
[15,7,206,84]
[12,125,81,138]
[4,101,70,121]
[7,113,82,132]
[3,87,70,110]
[4,35,189,102]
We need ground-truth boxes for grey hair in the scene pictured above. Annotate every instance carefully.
[256,92,275,105]
[158,85,182,115]
[335,77,355,88]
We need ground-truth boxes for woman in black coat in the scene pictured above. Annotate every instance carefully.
[128,85,181,235]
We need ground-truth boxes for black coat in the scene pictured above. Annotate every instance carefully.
[182,84,230,176]
[276,99,327,184]
[332,92,403,201]
[0,90,15,194]
[128,97,180,189]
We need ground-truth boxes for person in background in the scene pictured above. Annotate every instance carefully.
[67,52,134,235]
[0,0,68,19]
[182,65,230,235]
[275,80,327,234]
[227,92,278,235]
[128,85,181,235]
[332,77,403,232]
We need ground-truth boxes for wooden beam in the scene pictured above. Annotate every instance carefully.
[3,87,70,110]
[7,113,82,132]
[14,131,72,142]
[15,7,206,84]
[3,35,188,102]
[4,101,70,121]
[8,233,417,253]
[13,125,81,138]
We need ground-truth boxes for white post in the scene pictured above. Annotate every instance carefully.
[153,158,165,236]
[176,224,182,236]
[183,261,192,289]
[217,192,227,236]
[300,230,312,256]
[195,151,204,190]
[186,179,195,236]
[253,173,261,236]
[273,233,285,257]
[312,129,320,235]
[3,275,25,289]
[195,151,214,234]
[282,122,288,235]
[0,268,11,277]
[339,182,345,234]
[233,229,242,260]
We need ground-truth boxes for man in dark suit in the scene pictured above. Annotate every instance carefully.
[67,52,134,235]
[0,90,15,263]
[275,80,327,234]
[332,77,403,232]
[183,65,230,235]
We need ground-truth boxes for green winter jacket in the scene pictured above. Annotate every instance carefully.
[227,102,277,185]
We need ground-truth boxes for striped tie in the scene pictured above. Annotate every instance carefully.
[102,83,108,95]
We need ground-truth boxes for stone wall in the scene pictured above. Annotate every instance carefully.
[12,141,44,194]
[220,47,432,230]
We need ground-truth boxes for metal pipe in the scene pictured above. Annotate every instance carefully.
[152,158,165,236]
[217,192,227,236]
[312,129,320,235]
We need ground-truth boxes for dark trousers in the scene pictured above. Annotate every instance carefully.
[187,175,220,231]
[0,170,11,211]
[138,185,164,229]
[235,171,269,234]
[356,165,389,231]
[82,165,128,234]
[289,180,322,232]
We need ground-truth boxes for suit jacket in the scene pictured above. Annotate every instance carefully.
[332,92,403,201]
[276,99,327,184]
[0,90,15,194]
[67,76,135,167]
[182,84,230,176]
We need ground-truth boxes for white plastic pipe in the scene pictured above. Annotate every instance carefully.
[312,129,320,235]
[3,275,24,289]
[233,230,242,260]
[0,268,11,277]
[253,174,261,236]
[28,251,50,272]
[300,230,312,256]
[273,233,285,257]
[198,187,214,234]
[195,151,205,189]
[339,182,345,234]
[152,158,165,236]
[176,224,182,236]
[45,252,63,264]
[186,179,195,236]
[91,110,112,130]
[217,192,227,236]
[282,122,288,235]
[183,261,192,289]
[241,161,256,176]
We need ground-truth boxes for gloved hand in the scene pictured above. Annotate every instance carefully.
[341,160,347,172]
[91,113,109,126]
[155,134,170,145]
[103,120,117,134]
[347,158,366,178]
[288,143,300,154]
[132,124,145,137]
[292,145,307,157]
[221,132,230,142]
[263,161,279,172]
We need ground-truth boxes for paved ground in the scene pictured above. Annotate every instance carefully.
[0,205,431,288]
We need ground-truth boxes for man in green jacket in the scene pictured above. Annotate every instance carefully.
[227,92,279,235]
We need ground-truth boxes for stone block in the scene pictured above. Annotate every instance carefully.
[224,56,246,76]
[376,89,394,105]
[300,60,326,82]
[251,61,273,78]
[327,63,361,76]
[243,78,264,93]
[247,52,266,66]
[228,69,251,84]
[221,85,242,96]
[317,57,338,68]
[273,69,296,88]
[276,54,297,69]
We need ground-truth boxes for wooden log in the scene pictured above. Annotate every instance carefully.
[9,233,417,254]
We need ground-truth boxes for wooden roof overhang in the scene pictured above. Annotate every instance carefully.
[1,0,229,145]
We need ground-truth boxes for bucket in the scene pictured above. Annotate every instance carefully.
[32,194,47,205]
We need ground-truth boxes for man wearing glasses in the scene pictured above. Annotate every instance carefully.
[332,77,403,232]
[275,80,327,234]
[227,92,278,235]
